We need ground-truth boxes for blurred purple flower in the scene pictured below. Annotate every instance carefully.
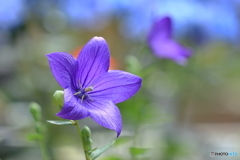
[46,37,142,136]
[147,16,192,65]
[152,0,239,43]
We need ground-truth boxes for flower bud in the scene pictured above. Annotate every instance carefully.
[83,138,93,152]
[29,102,42,122]
[52,90,64,109]
[81,125,91,138]
[81,126,92,152]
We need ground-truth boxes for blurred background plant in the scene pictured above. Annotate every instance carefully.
[1,0,240,160]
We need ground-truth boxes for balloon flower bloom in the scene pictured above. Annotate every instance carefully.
[147,16,192,65]
[46,37,142,136]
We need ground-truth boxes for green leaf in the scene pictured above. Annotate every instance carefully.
[27,133,43,141]
[47,120,75,125]
[91,147,98,152]
[90,139,115,160]
[129,147,149,157]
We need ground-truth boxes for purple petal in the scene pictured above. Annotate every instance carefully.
[151,39,192,65]
[147,16,192,65]
[46,52,77,88]
[56,88,89,120]
[148,16,172,42]
[89,70,142,104]
[76,37,110,88]
[84,99,122,137]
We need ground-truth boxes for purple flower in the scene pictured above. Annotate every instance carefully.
[46,37,142,136]
[147,16,192,65]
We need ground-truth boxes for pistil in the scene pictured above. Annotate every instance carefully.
[74,86,94,102]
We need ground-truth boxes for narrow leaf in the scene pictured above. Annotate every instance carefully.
[47,120,75,125]
[90,140,115,160]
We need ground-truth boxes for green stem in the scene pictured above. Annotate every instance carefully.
[75,121,90,160]
[39,138,48,160]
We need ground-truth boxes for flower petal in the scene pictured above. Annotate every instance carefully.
[46,52,77,88]
[151,39,192,65]
[56,88,89,120]
[89,70,142,104]
[147,16,192,65]
[84,99,122,137]
[148,16,172,42]
[76,37,110,88]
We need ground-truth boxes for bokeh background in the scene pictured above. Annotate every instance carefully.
[1,0,240,160]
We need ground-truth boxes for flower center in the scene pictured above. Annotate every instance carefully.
[74,86,94,102]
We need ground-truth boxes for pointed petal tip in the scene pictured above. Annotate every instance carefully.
[89,36,106,44]
[161,16,171,22]
[56,112,84,121]
[46,53,54,56]
[90,36,107,44]
[46,52,73,59]
[116,130,121,137]
[46,53,55,58]
[134,76,142,91]
[55,112,71,120]
[139,76,143,83]
[154,16,171,26]
[55,111,68,118]
[92,36,105,41]
[148,16,172,44]
[87,100,122,137]
[55,111,70,120]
